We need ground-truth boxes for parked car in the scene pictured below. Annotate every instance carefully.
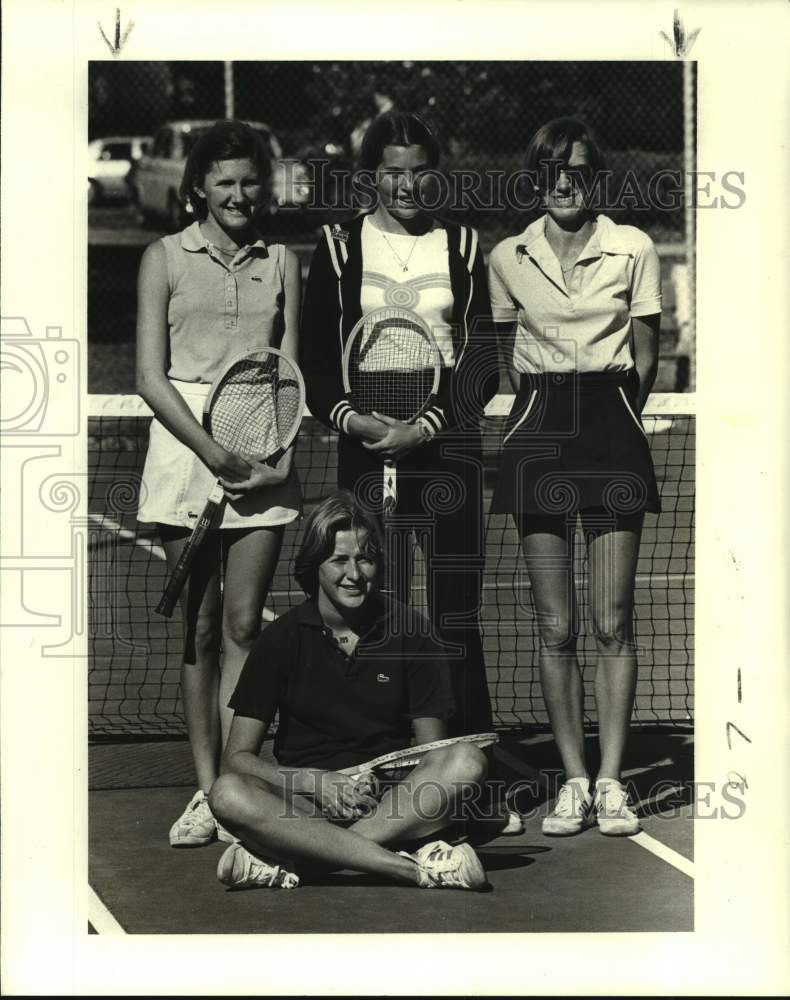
[128,119,313,231]
[88,136,151,204]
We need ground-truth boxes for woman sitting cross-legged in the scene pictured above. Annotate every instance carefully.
[209,491,491,891]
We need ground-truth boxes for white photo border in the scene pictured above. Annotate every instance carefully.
[1,0,788,994]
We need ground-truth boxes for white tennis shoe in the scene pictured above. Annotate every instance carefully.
[500,809,524,835]
[169,789,217,847]
[594,779,641,836]
[217,843,300,890]
[402,840,490,891]
[216,821,240,845]
[542,778,594,836]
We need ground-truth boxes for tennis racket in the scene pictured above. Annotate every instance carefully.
[339,732,499,782]
[156,347,305,618]
[341,306,442,590]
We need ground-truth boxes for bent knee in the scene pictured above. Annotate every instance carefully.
[426,742,488,784]
[208,773,251,824]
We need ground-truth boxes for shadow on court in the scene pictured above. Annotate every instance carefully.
[89,731,693,934]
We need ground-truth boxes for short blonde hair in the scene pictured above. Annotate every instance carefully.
[294,491,384,597]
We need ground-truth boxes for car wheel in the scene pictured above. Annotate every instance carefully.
[167,193,186,232]
[88,179,101,205]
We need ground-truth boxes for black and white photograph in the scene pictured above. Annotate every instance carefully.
[86,56,697,934]
[1,0,788,995]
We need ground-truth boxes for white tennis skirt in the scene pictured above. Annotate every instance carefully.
[137,381,301,529]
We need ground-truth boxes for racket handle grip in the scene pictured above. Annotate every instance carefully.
[155,571,186,618]
[155,528,204,617]
[155,490,222,617]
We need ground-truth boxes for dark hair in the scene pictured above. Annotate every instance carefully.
[358,111,441,172]
[524,116,606,188]
[179,119,273,220]
[293,490,384,597]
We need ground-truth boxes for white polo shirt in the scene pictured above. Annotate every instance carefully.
[487,214,662,374]
[162,222,290,383]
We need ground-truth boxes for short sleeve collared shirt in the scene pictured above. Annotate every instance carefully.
[228,597,455,772]
[160,221,287,383]
[487,214,662,374]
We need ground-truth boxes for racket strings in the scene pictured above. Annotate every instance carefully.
[349,312,439,422]
[273,377,303,445]
[209,355,302,456]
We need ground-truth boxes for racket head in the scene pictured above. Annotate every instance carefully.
[341,306,442,423]
[204,347,305,461]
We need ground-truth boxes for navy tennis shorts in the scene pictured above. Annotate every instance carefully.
[491,370,661,518]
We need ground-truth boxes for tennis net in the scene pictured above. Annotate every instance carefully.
[88,392,694,737]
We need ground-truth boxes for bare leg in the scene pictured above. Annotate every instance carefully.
[161,526,222,792]
[209,773,419,884]
[585,513,643,781]
[521,517,587,780]
[220,526,284,744]
[349,743,488,845]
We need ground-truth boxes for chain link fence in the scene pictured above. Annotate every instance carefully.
[88,60,694,393]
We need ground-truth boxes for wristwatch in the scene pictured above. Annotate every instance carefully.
[415,417,436,443]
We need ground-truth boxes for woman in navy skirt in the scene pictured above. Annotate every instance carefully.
[488,118,662,837]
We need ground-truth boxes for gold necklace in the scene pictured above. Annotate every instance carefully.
[380,231,420,273]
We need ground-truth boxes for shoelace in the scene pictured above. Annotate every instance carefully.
[596,784,633,817]
[275,869,300,889]
[179,797,212,829]
[243,852,299,889]
[553,784,585,817]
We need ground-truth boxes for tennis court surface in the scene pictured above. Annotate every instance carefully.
[90,730,693,934]
[88,392,694,933]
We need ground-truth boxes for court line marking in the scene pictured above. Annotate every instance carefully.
[492,745,543,784]
[89,514,280,622]
[89,512,164,559]
[491,746,695,879]
[633,784,687,812]
[88,884,126,935]
[622,758,675,777]
[629,831,694,879]
[88,515,694,592]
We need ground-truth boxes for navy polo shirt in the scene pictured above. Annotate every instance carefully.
[229,596,455,772]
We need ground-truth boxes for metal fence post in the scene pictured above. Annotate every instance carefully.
[224,60,235,120]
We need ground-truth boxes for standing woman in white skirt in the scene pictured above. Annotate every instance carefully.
[135,120,302,846]
[488,118,662,837]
